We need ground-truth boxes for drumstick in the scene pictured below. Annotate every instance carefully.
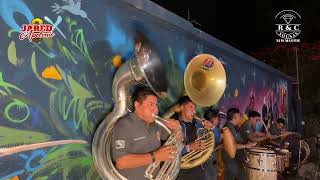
[213,144,223,151]
[256,136,270,142]
[270,132,292,139]
[260,120,272,138]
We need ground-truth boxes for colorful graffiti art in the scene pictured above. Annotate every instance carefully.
[0,0,290,179]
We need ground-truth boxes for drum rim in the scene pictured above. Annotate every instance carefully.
[247,152,276,156]
[247,148,275,154]
[246,166,277,172]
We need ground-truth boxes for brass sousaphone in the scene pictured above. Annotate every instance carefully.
[179,54,236,169]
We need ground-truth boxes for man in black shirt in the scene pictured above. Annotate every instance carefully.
[222,108,256,180]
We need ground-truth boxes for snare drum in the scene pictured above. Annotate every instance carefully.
[245,147,277,180]
[276,149,290,172]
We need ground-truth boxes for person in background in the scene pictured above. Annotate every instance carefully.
[269,118,287,146]
[222,108,256,180]
[201,109,222,180]
[240,111,270,143]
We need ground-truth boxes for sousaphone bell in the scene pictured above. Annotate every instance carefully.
[182,54,236,165]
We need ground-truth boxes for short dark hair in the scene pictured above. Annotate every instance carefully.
[204,109,219,121]
[227,108,240,121]
[178,96,194,106]
[248,111,261,118]
[132,86,157,104]
[277,118,286,125]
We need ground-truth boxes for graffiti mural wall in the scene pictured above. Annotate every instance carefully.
[0,0,291,179]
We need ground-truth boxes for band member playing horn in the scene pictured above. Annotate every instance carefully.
[222,108,256,180]
[111,86,181,180]
[202,109,222,180]
[172,96,219,180]
[240,111,271,143]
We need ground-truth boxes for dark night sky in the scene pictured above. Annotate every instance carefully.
[150,0,320,55]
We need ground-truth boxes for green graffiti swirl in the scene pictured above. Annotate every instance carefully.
[7,29,19,38]
[4,98,30,123]
[0,72,25,96]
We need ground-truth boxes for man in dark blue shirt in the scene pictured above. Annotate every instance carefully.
[240,111,270,143]
[202,109,222,180]
[269,118,286,146]
[172,96,220,180]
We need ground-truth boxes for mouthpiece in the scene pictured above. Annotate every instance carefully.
[153,114,169,122]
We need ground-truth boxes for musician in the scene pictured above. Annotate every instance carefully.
[222,108,256,180]
[202,109,222,180]
[240,111,270,143]
[172,96,217,180]
[111,86,181,180]
[269,118,286,146]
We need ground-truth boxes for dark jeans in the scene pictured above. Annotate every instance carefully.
[176,166,206,180]
[202,157,217,180]
[176,158,217,180]
[223,159,246,180]
[222,150,247,180]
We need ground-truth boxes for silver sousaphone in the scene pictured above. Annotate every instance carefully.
[92,32,182,180]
